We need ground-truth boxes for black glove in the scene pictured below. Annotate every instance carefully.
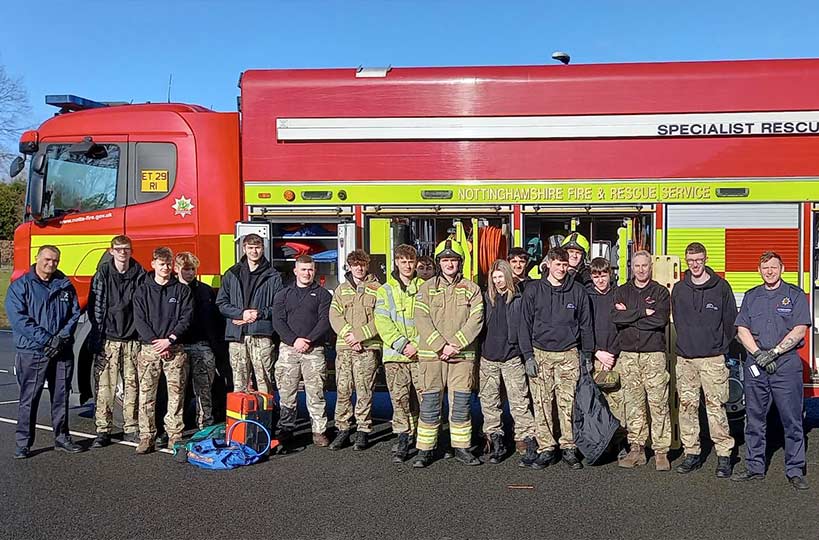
[764,360,778,375]
[753,349,778,369]
[581,351,593,370]
[47,335,69,350]
[524,357,538,378]
[44,335,69,360]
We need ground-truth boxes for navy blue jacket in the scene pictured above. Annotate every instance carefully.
[736,281,811,360]
[5,266,81,353]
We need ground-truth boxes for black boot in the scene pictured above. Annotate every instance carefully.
[329,429,352,451]
[91,433,111,449]
[413,449,434,468]
[675,454,702,474]
[352,431,368,451]
[488,433,506,464]
[393,433,411,463]
[518,436,539,468]
[562,448,583,470]
[715,456,732,479]
[530,448,558,470]
[453,447,481,466]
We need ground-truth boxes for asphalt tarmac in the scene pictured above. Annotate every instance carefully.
[0,331,816,540]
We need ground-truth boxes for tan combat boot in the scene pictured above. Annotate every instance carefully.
[655,452,671,471]
[313,432,330,447]
[618,444,646,469]
[135,438,155,455]
[167,435,183,450]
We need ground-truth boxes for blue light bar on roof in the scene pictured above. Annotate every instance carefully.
[45,94,108,112]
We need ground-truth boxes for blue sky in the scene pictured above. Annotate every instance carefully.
[3,0,819,126]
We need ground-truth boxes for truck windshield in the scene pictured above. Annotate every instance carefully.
[40,143,119,219]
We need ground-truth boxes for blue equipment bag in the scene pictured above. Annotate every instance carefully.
[186,419,271,470]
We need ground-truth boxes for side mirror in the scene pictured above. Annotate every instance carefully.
[32,153,46,175]
[9,156,24,178]
[28,155,46,222]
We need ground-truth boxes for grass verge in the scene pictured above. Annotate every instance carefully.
[0,268,12,329]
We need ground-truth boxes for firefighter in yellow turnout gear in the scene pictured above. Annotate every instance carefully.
[374,244,424,463]
[328,250,382,451]
[413,240,484,467]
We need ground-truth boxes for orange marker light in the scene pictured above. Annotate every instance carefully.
[283,190,296,202]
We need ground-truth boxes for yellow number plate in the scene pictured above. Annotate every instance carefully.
[141,170,169,192]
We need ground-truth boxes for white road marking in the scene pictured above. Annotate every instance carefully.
[0,369,9,373]
[0,400,19,405]
[0,416,172,453]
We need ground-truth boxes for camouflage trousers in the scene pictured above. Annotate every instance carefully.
[594,358,626,426]
[229,335,274,394]
[417,359,474,451]
[676,355,735,457]
[619,351,671,453]
[185,342,216,429]
[478,357,535,441]
[384,362,422,435]
[94,339,141,434]
[275,343,327,433]
[530,349,580,451]
[137,345,188,440]
[334,349,379,433]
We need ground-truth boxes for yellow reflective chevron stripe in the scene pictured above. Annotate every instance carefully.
[426,330,442,346]
[469,304,482,317]
[416,300,430,314]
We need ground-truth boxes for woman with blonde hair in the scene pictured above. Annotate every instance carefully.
[479,259,537,464]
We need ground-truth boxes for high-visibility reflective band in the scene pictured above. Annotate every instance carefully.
[426,330,442,346]
[454,331,469,348]
[220,234,235,273]
[415,301,430,314]
[247,179,819,206]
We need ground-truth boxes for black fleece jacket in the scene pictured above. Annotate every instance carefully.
[272,281,332,347]
[672,267,737,358]
[481,290,523,361]
[519,272,594,360]
[589,284,620,355]
[611,279,670,353]
[183,279,223,346]
[133,273,193,344]
[88,258,146,343]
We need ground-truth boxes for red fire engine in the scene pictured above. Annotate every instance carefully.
[9,58,819,403]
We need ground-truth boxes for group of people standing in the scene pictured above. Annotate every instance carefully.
[6,230,810,490]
